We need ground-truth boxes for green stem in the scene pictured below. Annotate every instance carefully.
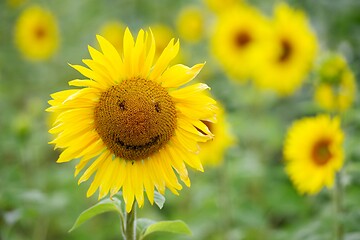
[334,171,344,240]
[124,203,136,240]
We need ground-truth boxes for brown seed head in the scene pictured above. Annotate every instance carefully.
[312,138,332,166]
[94,78,176,160]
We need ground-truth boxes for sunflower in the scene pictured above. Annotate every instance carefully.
[99,21,125,55]
[14,5,59,61]
[176,6,205,43]
[253,3,317,95]
[203,0,240,14]
[283,115,344,194]
[314,54,356,112]
[198,104,234,166]
[47,28,217,212]
[211,4,269,81]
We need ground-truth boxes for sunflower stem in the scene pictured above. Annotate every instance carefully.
[123,203,136,240]
[334,171,344,240]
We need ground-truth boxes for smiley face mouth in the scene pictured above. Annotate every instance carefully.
[114,135,160,151]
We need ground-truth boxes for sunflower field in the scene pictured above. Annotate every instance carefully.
[1,0,360,239]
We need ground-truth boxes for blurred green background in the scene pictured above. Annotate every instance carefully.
[1,0,360,239]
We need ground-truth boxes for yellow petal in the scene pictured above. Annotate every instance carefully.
[132,161,145,208]
[176,103,217,122]
[140,31,155,78]
[150,39,179,81]
[98,156,117,199]
[68,79,106,90]
[123,163,135,212]
[123,28,135,78]
[174,129,199,153]
[132,29,146,77]
[160,63,204,88]
[78,151,110,184]
[170,83,211,99]
[162,147,190,187]
[96,35,123,74]
[145,157,166,194]
[86,155,112,197]
[82,59,113,86]
[110,158,126,196]
[140,161,154,205]
[171,142,204,172]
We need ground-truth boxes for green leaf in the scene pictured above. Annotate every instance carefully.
[69,198,122,232]
[153,191,165,209]
[140,220,192,239]
[136,218,156,236]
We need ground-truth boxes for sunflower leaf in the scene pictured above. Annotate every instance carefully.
[69,198,122,232]
[140,220,192,239]
[136,218,156,236]
[153,191,165,209]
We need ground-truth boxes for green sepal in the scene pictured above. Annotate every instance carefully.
[153,191,165,209]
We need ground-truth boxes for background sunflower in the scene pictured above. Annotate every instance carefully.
[1,0,360,239]
[284,115,344,194]
[14,5,59,61]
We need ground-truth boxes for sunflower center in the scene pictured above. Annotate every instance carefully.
[35,26,46,40]
[278,39,292,63]
[312,139,332,166]
[94,78,176,161]
[233,31,252,49]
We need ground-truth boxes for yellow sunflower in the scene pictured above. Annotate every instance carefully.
[203,0,240,14]
[99,21,125,55]
[199,105,234,166]
[211,4,270,81]
[283,115,344,194]
[176,6,205,43]
[314,54,356,112]
[47,28,217,212]
[253,3,317,95]
[14,5,59,61]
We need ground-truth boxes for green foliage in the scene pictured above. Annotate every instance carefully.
[68,196,190,239]
[140,220,192,239]
[1,0,360,239]
[69,198,122,232]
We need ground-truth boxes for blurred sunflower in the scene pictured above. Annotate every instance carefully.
[314,54,356,112]
[176,6,205,43]
[211,4,269,81]
[253,3,317,95]
[47,28,217,212]
[14,5,59,61]
[199,105,234,166]
[284,115,344,194]
[99,21,125,55]
[203,0,239,14]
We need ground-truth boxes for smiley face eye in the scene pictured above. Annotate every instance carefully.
[118,100,126,110]
[155,102,161,113]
